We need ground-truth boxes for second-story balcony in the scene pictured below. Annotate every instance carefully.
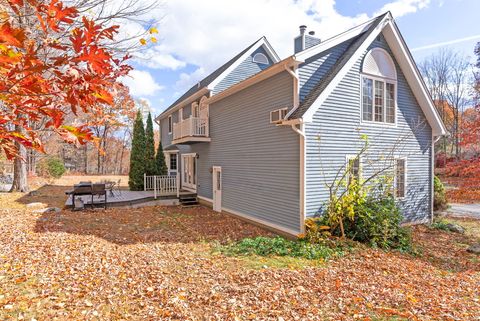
[172,117,211,144]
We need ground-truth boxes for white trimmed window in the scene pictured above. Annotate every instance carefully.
[395,158,406,198]
[361,48,397,124]
[253,52,269,65]
[168,115,172,134]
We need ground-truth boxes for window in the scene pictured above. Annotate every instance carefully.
[192,102,199,118]
[170,153,177,171]
[347,156,361,185]
[361,48,397,124]
[395,158,406,198]
[362,77,395,124]
[362,78,373,121]
[252,53,269,65]
[374,80,384,122]
[270,108,288,124]
[168,115,172,134]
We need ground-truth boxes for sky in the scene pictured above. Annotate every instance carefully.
[118,0,480,116]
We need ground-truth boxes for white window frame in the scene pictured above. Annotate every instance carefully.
[192,102,199,118]
[360,73,397,127]
[345,155,361,185]
[270,107,288,124]
[168,115,172,134]
[252,52,269,65]
[394,157,407,199]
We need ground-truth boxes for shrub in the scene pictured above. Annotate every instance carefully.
[38,157,66,179]
[311,193,413,252]
[434,176,448,211]
[220,236,342,261]
[347,196,413,251]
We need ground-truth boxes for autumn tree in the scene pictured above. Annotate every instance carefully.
[0,0,131,191]
[144,112,156,175]
[128,111,146,190]
[89,84,135,174]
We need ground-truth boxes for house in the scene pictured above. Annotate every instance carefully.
[155,12,446,237]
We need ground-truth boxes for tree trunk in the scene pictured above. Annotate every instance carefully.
[84,144,88,174]
[10,127,29,192]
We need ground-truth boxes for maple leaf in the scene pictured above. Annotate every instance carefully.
[0,22,26,47]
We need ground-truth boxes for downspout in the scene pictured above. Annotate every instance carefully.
[290,122,306,235]
[285,65,306,235]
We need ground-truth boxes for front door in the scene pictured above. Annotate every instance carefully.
[212,166,222,212]
[181,154,196,192]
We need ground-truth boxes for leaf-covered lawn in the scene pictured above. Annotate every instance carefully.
[0,186,479,319]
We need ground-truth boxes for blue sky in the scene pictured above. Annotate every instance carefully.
[119,0,480,116]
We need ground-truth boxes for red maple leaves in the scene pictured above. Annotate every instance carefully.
[0,0,132,158]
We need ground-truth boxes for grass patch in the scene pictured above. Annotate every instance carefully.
[235,254,325,269]
[219,236,346,261]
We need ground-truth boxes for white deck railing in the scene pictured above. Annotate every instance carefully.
[144,174,180,199]
[173,117,209,140]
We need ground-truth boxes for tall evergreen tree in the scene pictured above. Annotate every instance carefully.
[144,112,156,175]
[128,111,146,190]
[155,140,168,176]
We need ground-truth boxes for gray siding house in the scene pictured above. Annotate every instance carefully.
[155,12,446,236]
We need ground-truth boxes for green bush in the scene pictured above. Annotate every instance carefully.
[220,236,343,261]
[434,176,448,211]
[313,194,413,252]
[38,157,66,178]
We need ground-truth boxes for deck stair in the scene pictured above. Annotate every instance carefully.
[179,194,199,207]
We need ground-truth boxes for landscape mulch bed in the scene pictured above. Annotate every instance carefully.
[0,205,479,320]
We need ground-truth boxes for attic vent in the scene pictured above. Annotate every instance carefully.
[253,53,269,65]
[270,108,288,124]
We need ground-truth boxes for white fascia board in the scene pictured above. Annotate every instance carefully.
[294,18,374,62]
[382,22,447,136]
[301,15,390,123]
[207,37,280,91]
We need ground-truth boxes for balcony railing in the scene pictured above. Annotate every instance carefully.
[173,117,209,142]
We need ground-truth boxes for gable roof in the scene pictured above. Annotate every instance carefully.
[157,37,280,120]
[288,13,387,120]
[287,12,446,136]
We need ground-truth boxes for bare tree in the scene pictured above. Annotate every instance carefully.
[419,49,472,161]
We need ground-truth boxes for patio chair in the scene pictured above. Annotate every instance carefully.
[91,183,107,209]
[113,179,122,197]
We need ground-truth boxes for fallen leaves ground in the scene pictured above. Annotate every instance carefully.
[0,177,479,320]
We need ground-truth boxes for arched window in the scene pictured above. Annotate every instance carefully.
[252,52,269,65]
[191,101,199,118]
[199,96,209,119]
[361,48,397,124]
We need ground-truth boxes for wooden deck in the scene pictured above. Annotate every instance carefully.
[65,190,196,209]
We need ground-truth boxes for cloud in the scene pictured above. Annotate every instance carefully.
[374,0,430,17]
[134,49,187,70]
[113,0,431,94]
[175,67,206,92]
[120,70,164,97]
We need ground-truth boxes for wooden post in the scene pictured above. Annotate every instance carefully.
[153,176,157,199]
[144,173,146,191]
[176,174,180,198]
